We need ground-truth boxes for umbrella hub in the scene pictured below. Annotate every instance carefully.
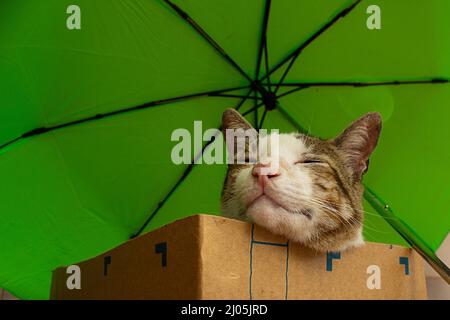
[258,87,278,111]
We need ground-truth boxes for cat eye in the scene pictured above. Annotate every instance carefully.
[303,160,322,164]
[295,159,324,165]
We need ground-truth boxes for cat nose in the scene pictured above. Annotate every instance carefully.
[252,163,280,179]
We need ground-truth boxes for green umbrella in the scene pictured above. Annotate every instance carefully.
[1,0,449,299]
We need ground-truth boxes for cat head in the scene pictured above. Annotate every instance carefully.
[220,109,382,252]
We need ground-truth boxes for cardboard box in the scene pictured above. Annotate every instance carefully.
[51,214,427,299]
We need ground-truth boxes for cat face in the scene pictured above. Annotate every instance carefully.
[220,109,382,252]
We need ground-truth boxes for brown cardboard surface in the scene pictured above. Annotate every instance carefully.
[199,214,251,299]
[286,243,427,299]
[51,214,427,300]
[52,215,203,299]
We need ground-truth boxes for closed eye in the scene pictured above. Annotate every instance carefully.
[295,159,326,165]
[303,160,322,164]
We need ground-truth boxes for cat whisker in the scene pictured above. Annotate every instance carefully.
[297,196,357,231]
[355,208,398,221]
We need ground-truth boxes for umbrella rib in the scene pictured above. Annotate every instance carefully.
[0,136,22,152]
[364,187,450,284]
[258,108,268,129]
[210,93,262,100]
[254,91,259,129]
[242,101,265,117]
[276,103,450,284]
[163,0,253,84]
[276,86,309,99]
[276,104,309,134]
[274,78,449,98]
[253,0,271,130]
[260,0,361,86]
[255,0,272,83]
[263,35,272,91]
[131,89,255,238]
[0,85,251,152]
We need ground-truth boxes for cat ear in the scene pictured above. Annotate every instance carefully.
[222,109,257,164]
[221,108,254,131]
[333,112,382,180]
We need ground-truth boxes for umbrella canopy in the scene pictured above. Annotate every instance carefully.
[1,0,449,299]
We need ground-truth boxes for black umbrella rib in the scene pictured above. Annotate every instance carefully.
[276,104,308,134]
[210,93,262,100]
[130,158,194,239]
[163,0,253,84]
[131,89,255,238]
[254,0,271,129]
[0,85,250,152]
[263,35,272,90]
[261,0,362,89]
[0,136,22,151]
[258,108,268,129]
[274,78,449,98]
[253,92,259,129]
[23,86,250,134]
[242,101,265,118]
[276,86,309,99]
[255,0,272,83]
[273,0,362,93]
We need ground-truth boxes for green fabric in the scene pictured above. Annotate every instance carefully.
[0,0,449,299]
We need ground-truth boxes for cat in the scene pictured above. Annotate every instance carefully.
[220,108,382,252]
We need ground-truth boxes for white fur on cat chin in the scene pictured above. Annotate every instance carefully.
[338,229,365,251]
[247,201,365,252]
